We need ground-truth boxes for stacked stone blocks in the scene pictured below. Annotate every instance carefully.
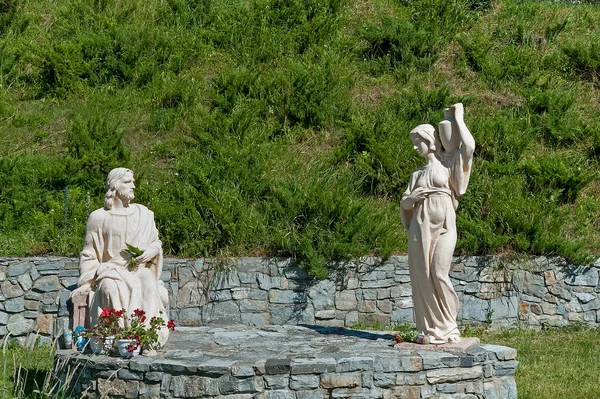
[1,256,600,343]
[57,337,517,398]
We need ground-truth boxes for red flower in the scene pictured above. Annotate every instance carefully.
[167,319,176,331]
[114,309,125,317]
[134,309,145,317]
[394,333,402,344]
[100,309,111,318]
[141,316,146,323]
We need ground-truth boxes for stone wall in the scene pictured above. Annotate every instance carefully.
[1,256,599,343]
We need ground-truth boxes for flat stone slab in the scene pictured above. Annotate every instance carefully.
[395,337,480,353]
[56,325,517,398]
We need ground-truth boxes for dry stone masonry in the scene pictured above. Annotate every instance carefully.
[55,325,518,399]
[1,256,599,344]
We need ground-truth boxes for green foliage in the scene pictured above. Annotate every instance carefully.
[0,0,600,275]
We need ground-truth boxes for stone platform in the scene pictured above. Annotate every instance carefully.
[55,325,517,398]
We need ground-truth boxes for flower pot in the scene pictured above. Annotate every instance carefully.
[116,339,141,357]
[89,337,104,354]
[89,336,115,355]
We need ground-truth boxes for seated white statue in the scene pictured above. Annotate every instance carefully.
[72,167,169,347]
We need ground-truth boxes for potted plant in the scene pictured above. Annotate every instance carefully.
[87,308,175,357]
[85,308,124,354]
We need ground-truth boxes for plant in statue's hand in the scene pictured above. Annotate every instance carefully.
[123,243,144,269]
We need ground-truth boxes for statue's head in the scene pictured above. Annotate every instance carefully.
[104,167,135,210]
[409,124,439,157]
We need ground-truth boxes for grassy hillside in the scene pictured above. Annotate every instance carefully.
[1,0,599,276]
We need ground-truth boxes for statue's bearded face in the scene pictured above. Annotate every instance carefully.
[116,172,135,201]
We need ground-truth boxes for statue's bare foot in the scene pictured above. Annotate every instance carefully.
[447,335,461,343]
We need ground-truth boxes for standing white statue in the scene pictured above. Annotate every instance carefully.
[74,168,169,347]
[400,103,475,344]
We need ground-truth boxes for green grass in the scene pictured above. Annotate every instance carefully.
[467,326,600,399]
[0,341,56,399]
[1,0,600,275]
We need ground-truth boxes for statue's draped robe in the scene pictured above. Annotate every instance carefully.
[78,204,168,339]
[401,149,471,341]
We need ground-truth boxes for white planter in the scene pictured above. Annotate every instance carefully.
[116,339,141,357]
[88,336,114,354]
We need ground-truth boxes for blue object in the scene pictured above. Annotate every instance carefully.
[74,326,87,351]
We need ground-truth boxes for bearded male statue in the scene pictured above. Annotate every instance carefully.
[73,167,169,347]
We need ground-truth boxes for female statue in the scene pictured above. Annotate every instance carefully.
[400,103,475,343]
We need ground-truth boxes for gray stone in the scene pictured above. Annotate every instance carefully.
[483,376,518,399]
[117,369,143,380]
[145,372,164,382]
[238,272,257,284]
[4,297,24,313]
[373,373,395,388]
[210,290,233,301]
[264,375,289,389]
[170,375,219,397]
[8,262,30,277]
[17,273,33,291]
[315,309,336,320]
[33,275,61,292]
[1,281,24,299]
[391,308,414,323]
[0,311,7,325]
[395,373,426,386]
[7,314,34,336]
[480,345,517,361]
[202,302,241,325]
[460,295,490,322]
[345,311,359,326]
[211,271,240,290]
[426,366,482,384]
[488,295,519,321]
[177,307,204,326]
[219,376,261,394]
[197,359,237,377]
[574,292,597,304]
[418,352,459,370]
[377,300,393,314]
[291,358,336,374]
[437,383,457,393]
[241,312,270,326]
[58,290,71,317]
[232,288,251,300]
[494,360,519,376]
[60,277,78,288]
[335,291,358,311]
[265,358,292,375]
[308,280,336,310]
[290,375,319,390]
[258,274,284,290]
[23,311,38,319]
[269,289,306,304]
[582,299,600,312]
[266,391,296,399]
[358,289,377,300]
[151,359,197,373]
[270,304,312,325]
[361,270,387,281]
[565,267,598,287]
[361,279,395,289]
[374,356,422,372]
[336,357,374,372]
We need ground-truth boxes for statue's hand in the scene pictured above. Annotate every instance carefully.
[135,247,159,265]
[450,103,464,121]
[71,283,92,297]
